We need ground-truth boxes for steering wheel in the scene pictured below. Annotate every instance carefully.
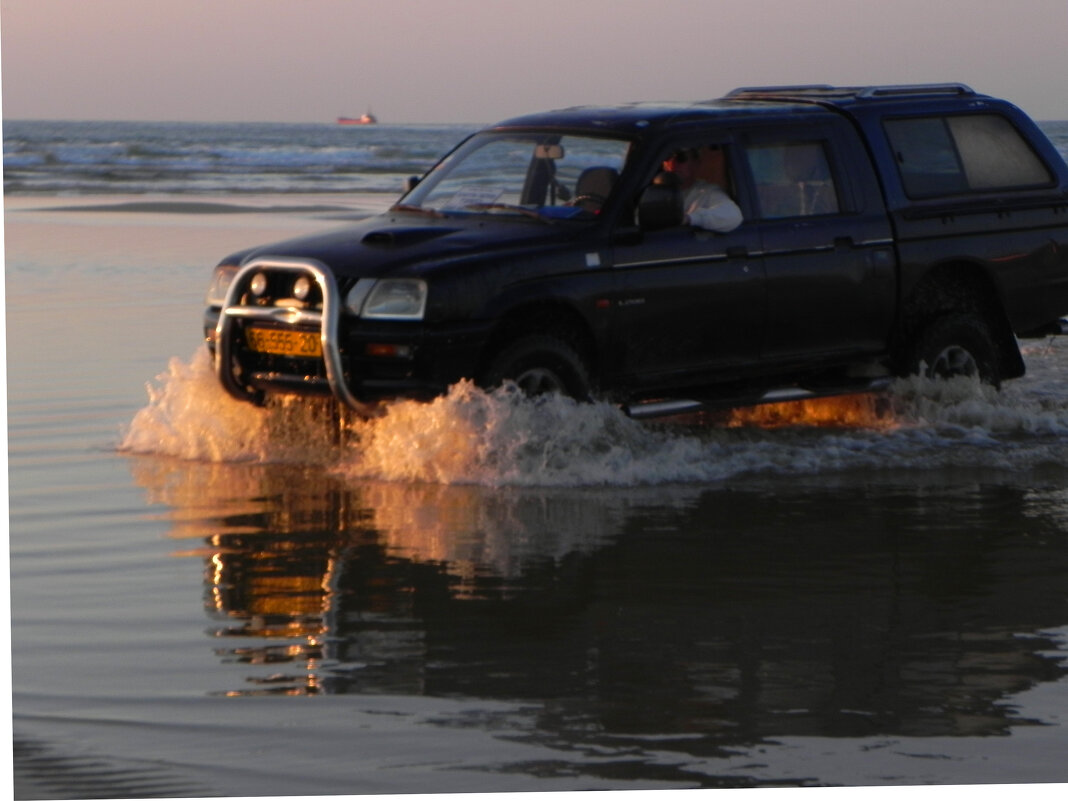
[568,193,607,210]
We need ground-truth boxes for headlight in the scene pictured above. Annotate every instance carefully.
[206,264,239,306]
[249,272,268,297]
[292,275,312,301]
[346,278,428,320]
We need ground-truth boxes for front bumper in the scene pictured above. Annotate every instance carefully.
[208,258,486,415]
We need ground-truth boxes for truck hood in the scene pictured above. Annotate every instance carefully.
[223,211,580,278]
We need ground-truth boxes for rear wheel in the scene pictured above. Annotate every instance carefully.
[910,312,1002,386]
[480,334,593,400]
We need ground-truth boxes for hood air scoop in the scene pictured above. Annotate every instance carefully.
[362,227,458,247]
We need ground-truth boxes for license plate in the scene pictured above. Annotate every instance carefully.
[245,327,322,358]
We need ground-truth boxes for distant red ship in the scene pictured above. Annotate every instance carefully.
[337,111,377,125]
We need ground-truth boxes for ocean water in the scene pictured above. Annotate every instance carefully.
[2,120,477,196]
[7,119,1068,798]
[5,119,1068,197]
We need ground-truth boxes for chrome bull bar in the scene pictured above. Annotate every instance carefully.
[215,257,376,416]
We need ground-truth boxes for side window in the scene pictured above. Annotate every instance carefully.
[885,114,1053,198]
[745,142,840,219]
[882,118,966,197]
[949,115,1053,189]
[647,142,744,232]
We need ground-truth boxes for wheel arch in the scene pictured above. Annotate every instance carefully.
[477,299,598,384]
[894,260,1024,379]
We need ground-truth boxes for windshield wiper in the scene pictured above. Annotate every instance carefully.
[390,203,445,218]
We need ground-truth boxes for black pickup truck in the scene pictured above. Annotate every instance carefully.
[204,84,1068,419]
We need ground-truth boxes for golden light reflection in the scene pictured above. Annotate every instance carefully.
[127,450,625,696]
[122,443,1068,729]
[723,393,898,430]
[124,389,903,699]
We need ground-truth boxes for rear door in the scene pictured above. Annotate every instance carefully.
[738,119,896,364]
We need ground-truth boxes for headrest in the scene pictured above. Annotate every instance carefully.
[638,173,683,230]
[575,166,619,198]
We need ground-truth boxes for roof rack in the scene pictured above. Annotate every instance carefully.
[857,83,975,98]
[726,83,977,101]
[726,85,836,97]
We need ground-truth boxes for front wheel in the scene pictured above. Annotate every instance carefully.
[909,313,1002,386]
[480,334,593,401]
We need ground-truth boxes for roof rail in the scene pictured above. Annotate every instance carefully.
[726,85,836,97]
[857,83,975,98]
[725,83,977,102]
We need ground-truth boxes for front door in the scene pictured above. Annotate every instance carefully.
[612,225,764,387]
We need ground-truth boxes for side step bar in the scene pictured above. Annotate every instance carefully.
[623,377,894,420]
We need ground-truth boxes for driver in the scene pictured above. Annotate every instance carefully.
[662,146,742,232]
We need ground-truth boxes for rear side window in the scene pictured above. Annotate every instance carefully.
[885,114,1053,198]
[745,141,841,219]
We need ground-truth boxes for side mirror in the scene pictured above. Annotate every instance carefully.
[638,174,683,231]
[403,176,421,192]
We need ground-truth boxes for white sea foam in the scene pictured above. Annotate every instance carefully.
[120,341,1068,487]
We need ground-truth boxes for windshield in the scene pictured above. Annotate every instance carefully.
[400,131,632,220]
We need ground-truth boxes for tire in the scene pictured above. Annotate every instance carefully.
[909,312,1002,386]
[481,334,593,400]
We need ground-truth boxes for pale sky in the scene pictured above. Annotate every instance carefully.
[2,0,1067,124]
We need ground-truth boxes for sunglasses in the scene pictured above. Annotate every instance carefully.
[668,146,723,164]
[669,149,698,164]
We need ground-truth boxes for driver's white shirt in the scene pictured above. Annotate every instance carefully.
[684,181,743,232]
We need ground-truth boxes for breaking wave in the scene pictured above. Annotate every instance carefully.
[119,343,1068,487]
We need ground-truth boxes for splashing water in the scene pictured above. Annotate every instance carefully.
[119,345,1068,486]
[120,348,343,464]
[342,381,716,486]
[121,349,270,462]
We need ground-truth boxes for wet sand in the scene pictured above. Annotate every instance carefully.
[7,196,1068,798]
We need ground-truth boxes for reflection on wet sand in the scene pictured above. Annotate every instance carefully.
[128,454,1068,769]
